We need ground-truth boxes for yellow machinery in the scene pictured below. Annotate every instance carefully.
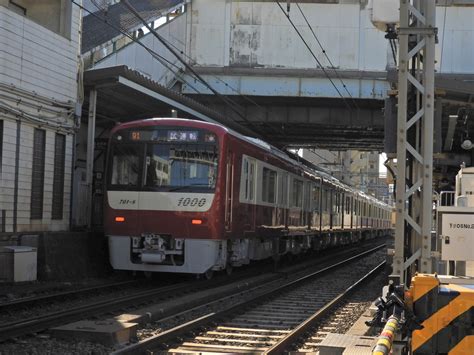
[407,274,474,354]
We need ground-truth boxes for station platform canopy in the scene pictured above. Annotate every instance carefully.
[83,65,256,136]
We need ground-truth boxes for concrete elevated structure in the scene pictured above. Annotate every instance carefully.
[87,0,474,152]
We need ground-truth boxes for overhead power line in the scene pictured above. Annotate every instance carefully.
[72,0,204,95]
[74,0,265,138]
[295,2,359,111]
[147,29,291,134]
[275,1,354,113]
[120,0,262,134]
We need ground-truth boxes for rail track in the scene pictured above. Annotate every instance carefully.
[0,264,282,343]
[0,280,140,311]
[113,244,386,354]
[0,241,388,350]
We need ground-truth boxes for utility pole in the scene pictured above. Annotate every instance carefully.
[393,0,436,285]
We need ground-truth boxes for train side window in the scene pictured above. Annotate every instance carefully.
[328,189,331,212]
[312,184,320,212]
[321,188,326,212]
[292,178,303,207]
[304,182,311,211]
[279,173,288,206]
[262,167,277,203]
[241,157,255,201]
[345,196,350,214]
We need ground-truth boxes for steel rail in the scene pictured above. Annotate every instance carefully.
[0,266,275,343]
[0,281,197,342]
[265,260,387,354]
[113,244,386,355]
[0,244,365,343]
[0,280,139,310]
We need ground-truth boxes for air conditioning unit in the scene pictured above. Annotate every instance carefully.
[0,246,37,282]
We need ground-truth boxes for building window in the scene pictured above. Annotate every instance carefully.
[262,167,277,203]
[52,134,66,220]
[31,128,46,219]
[8,0,72,38]
[8,1,26,15]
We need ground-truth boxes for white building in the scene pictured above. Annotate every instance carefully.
[0,0,82,232]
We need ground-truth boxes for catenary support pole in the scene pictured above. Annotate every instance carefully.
[393,0,436,285]
[86,88,97,229]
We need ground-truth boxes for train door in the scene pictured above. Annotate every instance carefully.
[349,196,354,229]
[239,155,256,233]
[303,181,311,228]
[329,188,334,229]
[354,198,359,229]
[341,192,345,229]
[225,150,234,231]
[311,182,321,233]
[278,172,288,229]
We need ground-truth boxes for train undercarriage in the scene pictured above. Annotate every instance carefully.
[108,229,391,276]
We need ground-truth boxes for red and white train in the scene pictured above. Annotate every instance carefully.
[104,118,392,276]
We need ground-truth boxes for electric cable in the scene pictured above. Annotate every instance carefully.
[150,31,294,140]
[121,0,263,134]
[73,0,204,95]
[275,1,354,113]
[74,0,267,139]
[295,2,359,110]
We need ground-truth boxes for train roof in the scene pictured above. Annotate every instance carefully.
[112,118,392,209]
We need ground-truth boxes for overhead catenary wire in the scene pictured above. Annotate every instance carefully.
[73,0,204,96]
[120,0,265,135]
[74,0,267,138]
[147,29,293,138]
[295,2,359,111]
[275,1,354,113]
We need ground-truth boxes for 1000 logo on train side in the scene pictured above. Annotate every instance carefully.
[177,197,207,207]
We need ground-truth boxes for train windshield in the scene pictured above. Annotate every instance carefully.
[144,144,218,190]
[111,145,141,187]
[108,127,218,192]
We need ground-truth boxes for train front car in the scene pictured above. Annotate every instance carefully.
[104,119,226,276]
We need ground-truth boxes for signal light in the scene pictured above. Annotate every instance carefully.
[115,216,125,222]
[192,219,203,225]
